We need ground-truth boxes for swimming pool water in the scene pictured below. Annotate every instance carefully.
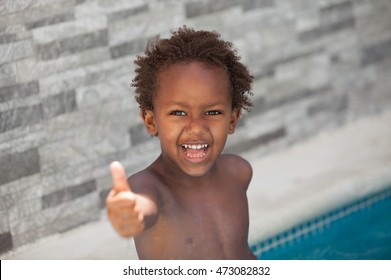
[251,186,391,260]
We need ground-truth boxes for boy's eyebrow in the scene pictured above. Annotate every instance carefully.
[167,101,226,108]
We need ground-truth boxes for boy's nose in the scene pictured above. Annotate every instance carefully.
[185,117,207,136]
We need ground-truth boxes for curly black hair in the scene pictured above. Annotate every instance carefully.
[132,26,253,112]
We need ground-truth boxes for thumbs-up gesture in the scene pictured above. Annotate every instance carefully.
[106,161,145,238]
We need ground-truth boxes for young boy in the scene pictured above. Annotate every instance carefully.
[106,27,255,260]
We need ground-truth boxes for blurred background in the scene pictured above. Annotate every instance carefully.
[0,0,390,259]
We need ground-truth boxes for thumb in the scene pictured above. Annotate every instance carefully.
[110,161,131,193]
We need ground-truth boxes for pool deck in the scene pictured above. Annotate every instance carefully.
[2,110,391,260]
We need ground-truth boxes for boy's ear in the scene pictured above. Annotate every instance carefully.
[141,109,158,137]
[228,108,241,134]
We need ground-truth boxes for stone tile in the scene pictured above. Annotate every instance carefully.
[42,180,97,209]
[264,85,332,113]
[75,75,134,108]
[25,12,75,30]
[250,96,267,115]
[0,0,65,16]
[298,17,355,42]
[354,1,391,46]
[236,117,246,129]
[36,30,108,61]
[13,58,39,84]
[32,16,107,45]
[99,189,110,209]
[42,90,77,118]
[0,181,42,212]
[0,232,13,254]
[259,20,297,49]
[107,4,149,21]
[96,174,113,193]
[0,34,18,44]
[0,62,18,88]
[0,211,10,232]
[320,1,354,26]
[242,0,274,11]
[8,198,42,222]
[106,14,149,46]
[39,117,131,176]
[271,48,325,68]
[0,81,39,104]
[129,122,152,146]
[11,193,99,235]
[360,38,391,67]
[0,127,45,156]
[0,0,76,27]
[0,104,43,133]
[0,148,40,185]
[39,57,131,95]
[0,24,32,42]
[186,0,235,18]
[75,0,146,18]
[308,95,348,116]
[107,2,183,46]
[110,37,150,59]
[39,148,131,196]
[41,99,136,147]
[36,47,111,78]
[186,0,273,18]
[252,67,275,80]
[0,174,41,197]
[225,126,286,154]
[11,192,100,248]
[298,2,356,43]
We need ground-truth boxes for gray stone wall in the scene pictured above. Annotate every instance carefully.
[1,0,390,255]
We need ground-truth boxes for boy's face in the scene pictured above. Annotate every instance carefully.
[142,61,240,177]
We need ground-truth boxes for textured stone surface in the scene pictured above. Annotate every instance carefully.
[0,232,13,254]
[11,192,100,248]
[25,11,75,30]
[42,180,97,209]
[1,0,391,256]
[0,105,43,133]
[0,39,34,65]
[110,36,150,59]
[361,38,391,67]
[0,148,40,185]
[225,127,286,154]
[0,81,39,103]
[36,30,108,61]
[129,122,152,146]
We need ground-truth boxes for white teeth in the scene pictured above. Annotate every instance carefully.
[186,152,207,158]
[182,144,208,150]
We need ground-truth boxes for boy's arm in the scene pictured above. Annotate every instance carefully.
[106,161,159,238]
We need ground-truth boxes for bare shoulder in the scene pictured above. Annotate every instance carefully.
[219,154,253,188]
[220,154,252,174]
[127,167,161,198]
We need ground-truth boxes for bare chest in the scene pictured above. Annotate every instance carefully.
[136,187,250,259]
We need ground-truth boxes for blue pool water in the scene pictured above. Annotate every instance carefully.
[251,186,391,260]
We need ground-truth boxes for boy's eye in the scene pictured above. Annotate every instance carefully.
[205,110,222,116]
[170,110,186,116]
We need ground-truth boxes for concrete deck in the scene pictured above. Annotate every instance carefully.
[2,110,391,260]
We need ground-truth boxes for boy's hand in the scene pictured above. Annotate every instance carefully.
[106,161,145,238]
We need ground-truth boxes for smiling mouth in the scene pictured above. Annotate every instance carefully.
[180,144,209,159]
